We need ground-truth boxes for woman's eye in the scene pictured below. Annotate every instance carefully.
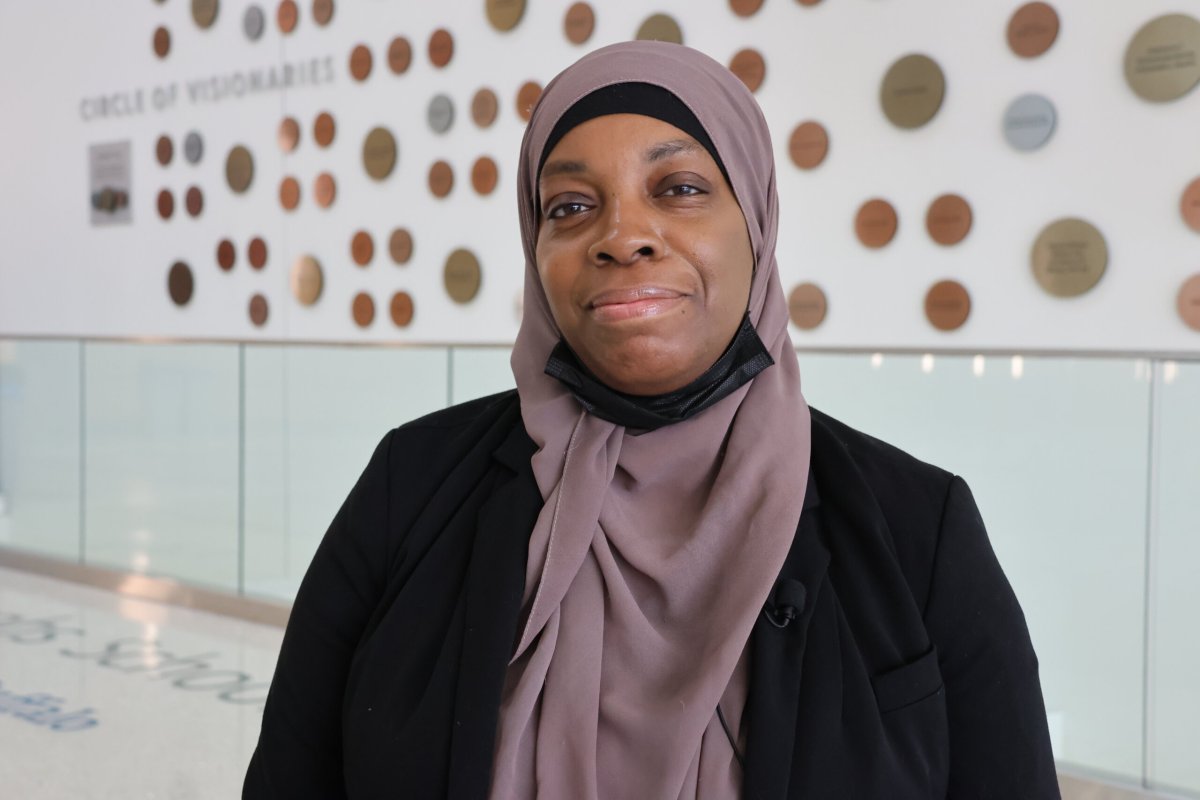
[548,201,589,219]
[663,183,704,197]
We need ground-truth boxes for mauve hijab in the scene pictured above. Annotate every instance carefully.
[491,41,812,799]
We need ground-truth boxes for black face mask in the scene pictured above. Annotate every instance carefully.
[543,313,774,432]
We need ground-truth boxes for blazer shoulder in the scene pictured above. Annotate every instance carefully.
[396,388,520,433]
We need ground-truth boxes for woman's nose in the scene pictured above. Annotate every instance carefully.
[587,200,662,266]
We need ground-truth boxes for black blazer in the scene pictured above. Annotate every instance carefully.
[244,390,1060,799]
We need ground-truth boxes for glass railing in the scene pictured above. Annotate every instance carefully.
[0,337,1196,795]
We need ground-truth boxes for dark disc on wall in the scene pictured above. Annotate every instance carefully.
[1125,14,1200,103]
[880,54,946,129]
[444,249,482,303]
[486,0,526,32]
[225,145,254,193]
[185,185,204,217]
[428,28,454,68]
[312,0,334,26]
[279,176,300,210]
[1178,274,1200,331]
[277,0,298,33]
[168,262,194,306]
[471,156,499,195]
[153,27,171,58]
[730,0,764,18]
[389,228,413,264]
[352,292,375,327]
[157,189,175,220]
[314,112,336,147]
[388,36,413,74]
[349,44,372,81]
[156,135,174,166]
[728,48,766,93]
[427,94,455,134]
[249,293,269,326]
[788,121,829,169]
[216,239,236,271]
[1180,176,1200,232]
[516,81,542,122]
[787,283,828,330]
[278,116,300,152]
[362,127,398,180]
[313,172,336,208]
[351,230,374,266]
[248,237,268,269]
[636,14,683,44]
[192,0,219,28]
[564,2,595,45]
[183,131,204,164]
[471,88,499,127]
[924,280,971,331]
[925,193,973,245]
[428,160,454,198]
[1031,218,1107,297]
[855,198,898,248]
[243,5,266,40]
[1007,2,1060,58]
[390,291,414,327]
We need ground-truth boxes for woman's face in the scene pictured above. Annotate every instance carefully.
[535,113,754,396]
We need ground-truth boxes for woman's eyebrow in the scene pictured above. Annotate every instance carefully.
[541,159,587,178]
[645,139,700,162]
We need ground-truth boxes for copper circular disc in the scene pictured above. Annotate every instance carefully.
[444,249,482,303]
[564,2,595,45]
[168,262,194,306]
[349,44,372,81]
[730,0,764,17]
[277,117,300,152]
[156,135,173,166]
[313,112,336,148]
[312,0,333,26]
[216,239,236,271]
[787,283,828,330]
[925,280,971,331]
[390,291,414,327]
[516,81,543,122]
[157,189,175,220]
[1125,14,1200,103]
[486,0,526,32]
[290,255,323,305]
[362,127,398,180]
[248,237,268,269]
[1007,2,1060,58]
[788,121,829,170]
[225,145,254,193]
[277,0,298,33]
[389,228,413,264]
[352,292,375,327]
[428,28,454,68]
[249,293,269,326]
[153,26,171,58]
[192,0,219,28]
[855,199,898,248]
[1031,217,1108,297]
[279,176,301,210]
[351,230,374,266]
[428,161,454,198]
[926,193,973,245]
[313,172,336,208]
[471,88,499,128]
[1180,176,1200,232]
[797,0,823,5]
[185,186,204,217]
[880,54,946,129]
[471,156,499,195]
[388,36,412,74]
[1178,274,1200,331]
[729,48,766,93]
[636,13,683,44]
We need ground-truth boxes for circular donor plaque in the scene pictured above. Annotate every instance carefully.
[277,0,298,33]
[1125,14,1200,103]
[351,230,374,266]
[855,198,898,248]
[487,0,526,32]
[225,145,254,193]
[444,249,482,303]
[313,172,336,208]
[290,255,323,305]
[472,88,499,128]
[564,2,595,45]
[243,5,266,40]
[349,44,372,81]
[926,193,973,245]
[472,156,499,195]
[427,94,455,134]
[217,239,236,271]
[248,237,268,269]
[1178,274,1200,331]
[157,189,175,220]
[637,13,683,44]
[730,0,764,18]
[924,280,971,331]
[249,293,269,326]
[787,283,828,330]
[168,262,194,306]
[1003,94,1057,151]
[789,121,829,170]
[184,131,204,164]
[390,291,415,327]
[516,81,542,122]
[192,0,219,28]
[352,292,375,327]
[880,54,946,129]
[428,160,454,198]
[389,228,414,264]
[278,116,300,152]
[362,127,397,180]
[312,0,334,26]
[729,48,766,93]
[153,26,171,58]
[313,112,335,147]
[388,36,412,74]
[185,186,204,217]
[428,28,454,68]
[279,176,300,210]
[156,135,174,166]
[1031,218,1108,297]
[1007,2,1059,58]
[1182,177,1200,232]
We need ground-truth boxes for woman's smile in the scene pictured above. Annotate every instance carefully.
[586,286,689,322]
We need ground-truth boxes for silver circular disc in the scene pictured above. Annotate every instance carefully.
[1003,93,1056,152]
[427,94,455,134]
[183,131,204,164]
[243,6,265,40]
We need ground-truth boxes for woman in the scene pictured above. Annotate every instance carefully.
[245,41,1059,799]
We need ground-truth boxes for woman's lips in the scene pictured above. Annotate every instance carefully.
[587,288,686,322]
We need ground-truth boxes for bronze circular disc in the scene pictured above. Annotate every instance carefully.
[428,160,454,198]
[352,292,375,327]
[351,230,374,266]
[313,172,336,208]
[428,28,454,68]
[924,280,971,331]
[153,27,171,58]
[1125,14,1200,103]
[471,156,499,195]
[1007,2,1060,59]
[471,88,499,128]
[444,248,482,303]
[278,116,300,152]
[880,54,946,129]
[926,193,973,245]
[290,255,323,305]
[225,145,254,193]
[855,198,898,248]
[156,135,174,166]
[248,237,268,269]
[248,293,269,326]
[730,0,764,17]
[797,0,823,5]
[216,239,236,271]
[787,283,828,330]
[277,0,298,33]
[362,126,398,180]
[516,81,543,122]
[390,291,415,327]
[192,0,219,28]
[157,189,175,220]
[388,36,412,74]
[1180,176,1200,232]
[349,44,372,81]
[486,0,526,32]
[312,0,333,26]
[185,186,204,217]
[729,48,766,93]
[1178,273,1200,331]
[389,228,414,264]
[636,13,683,44]
[788,121,829,170]
[564,2,595,45]
[1031,217,1108,297]
[313,111,336,147]
[168,262,194,306]
[279,176,301,210]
